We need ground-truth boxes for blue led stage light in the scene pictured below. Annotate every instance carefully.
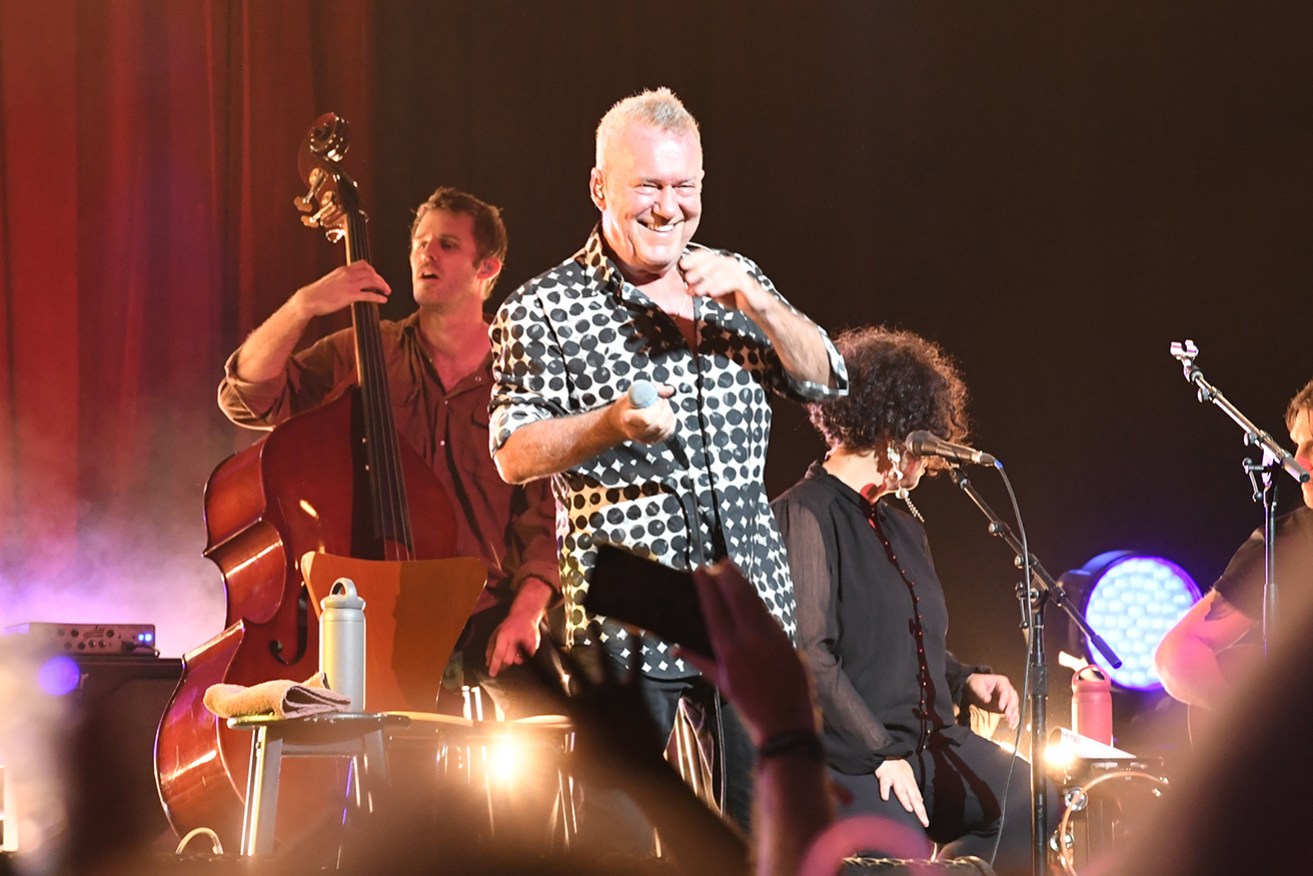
[1065,551,1201,691]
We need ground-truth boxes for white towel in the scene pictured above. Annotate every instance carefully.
[202,672,351,719]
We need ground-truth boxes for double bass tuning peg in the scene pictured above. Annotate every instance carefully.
[295,167,327,215]
[296,196,348,239]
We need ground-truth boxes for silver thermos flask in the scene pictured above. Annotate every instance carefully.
[319,577,366,711]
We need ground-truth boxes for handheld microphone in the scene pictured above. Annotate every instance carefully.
[627,379,659,408]
[905,430,998,467]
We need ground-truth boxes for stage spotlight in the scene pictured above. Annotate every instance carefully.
[486,736,525,786]
[1062,551,1201,691]
[36,655,81,697]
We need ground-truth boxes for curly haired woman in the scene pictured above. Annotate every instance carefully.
[772,326,1036,875]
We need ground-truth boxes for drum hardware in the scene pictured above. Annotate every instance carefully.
[1050,758,1168,876]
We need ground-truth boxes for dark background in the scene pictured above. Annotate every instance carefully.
[359,1,1312,738]
[4,1,1309,754]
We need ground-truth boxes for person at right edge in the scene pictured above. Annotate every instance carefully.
[772,326,1037,875]
[1155,377,1313,725]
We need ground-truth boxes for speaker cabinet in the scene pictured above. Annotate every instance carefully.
[2,656,182,859]
[69,656,183,856]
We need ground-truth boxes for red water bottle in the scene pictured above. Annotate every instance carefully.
[1071,664,1113,745]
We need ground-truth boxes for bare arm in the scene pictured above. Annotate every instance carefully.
[752,747,835,876]
[485,479,562,676]
[735,294,833,389]
[493,385,675,484]
[484,577,554,677]
[232,261,390,382]
[679,250,836,389]
[961,672,1021,729]
[1154,590,1256,710]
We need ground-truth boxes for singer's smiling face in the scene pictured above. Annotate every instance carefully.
[1291,408,1313,509]
[591,122,703,284]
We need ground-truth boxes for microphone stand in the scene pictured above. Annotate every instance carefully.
[1170,340,1308,652]
[947,466,1121,876]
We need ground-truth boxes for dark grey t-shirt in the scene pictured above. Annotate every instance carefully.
[1213,506,1313,620]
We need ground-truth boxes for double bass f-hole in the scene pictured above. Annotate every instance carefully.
[267,590,312,665]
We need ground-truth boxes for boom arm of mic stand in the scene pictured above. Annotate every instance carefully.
[947,467,1122,669]
[1175,350,1309,485]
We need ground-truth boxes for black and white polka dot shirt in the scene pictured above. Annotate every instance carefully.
[490,228,848,678]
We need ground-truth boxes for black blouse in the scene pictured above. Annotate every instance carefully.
[773,462,981,775]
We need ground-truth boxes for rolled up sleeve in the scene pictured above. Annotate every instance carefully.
[488,288,573,455]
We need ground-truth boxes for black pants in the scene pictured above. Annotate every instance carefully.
[828,732,1042,876]
[568,667,754,859]
[638,672,754,833]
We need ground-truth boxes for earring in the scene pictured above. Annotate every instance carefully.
[886,443,925,522]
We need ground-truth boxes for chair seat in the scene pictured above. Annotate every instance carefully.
[227,710,577,859]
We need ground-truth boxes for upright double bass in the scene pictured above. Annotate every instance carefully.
[155,114,485,847]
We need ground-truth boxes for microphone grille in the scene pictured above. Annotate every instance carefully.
[627,379,659,409]
[905,430,935,454]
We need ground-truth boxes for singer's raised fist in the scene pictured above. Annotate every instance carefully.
[678,250,767,313]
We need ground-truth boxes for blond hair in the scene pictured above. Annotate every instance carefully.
[595,87,700,169]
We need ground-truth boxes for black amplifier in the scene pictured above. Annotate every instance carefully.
[3,621,157,656]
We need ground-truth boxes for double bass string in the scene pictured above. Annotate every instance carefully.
[344,209,414,562]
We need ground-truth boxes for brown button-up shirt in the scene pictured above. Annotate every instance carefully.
[218,311,559,614]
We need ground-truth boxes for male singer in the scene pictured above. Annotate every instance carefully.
[488,87,847,826]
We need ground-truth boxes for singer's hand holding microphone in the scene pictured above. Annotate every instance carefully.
[615,379,676,444]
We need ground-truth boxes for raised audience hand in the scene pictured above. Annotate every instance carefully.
[679,560,833,876]
[525,627,668,783]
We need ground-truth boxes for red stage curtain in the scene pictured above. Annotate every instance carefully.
[0,0,376,649]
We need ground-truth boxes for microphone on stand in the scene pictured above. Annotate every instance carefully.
[905,430,999,467]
